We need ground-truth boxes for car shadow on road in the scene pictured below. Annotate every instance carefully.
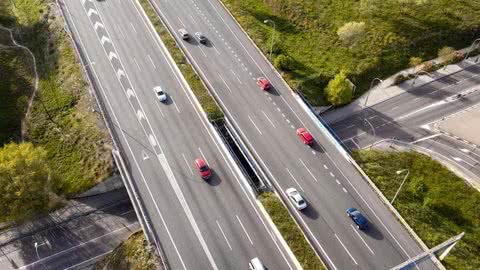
[266,86,281,97]
[310,142,325,153]
[206,170,222,187]
[364,222,385,241]
[301,204,319,220]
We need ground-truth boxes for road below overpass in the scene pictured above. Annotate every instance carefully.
[149,0,438,269]
[330,63,480,180]
[59,0,295,269]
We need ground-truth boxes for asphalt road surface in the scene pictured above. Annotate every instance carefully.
[59,0,295,269]
[0,190,138,270]
[330,63,480,180]
[149,0,437,269]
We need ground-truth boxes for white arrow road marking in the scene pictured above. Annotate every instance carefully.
[100,35,111,45]
[452,156,475,167]
[136,110,145,120]
[94,21,104,30]
[142,150,149,160]
[87,8,98,17]
[116,69,125,79]
[126,88,135,98]
[108,51,118,61]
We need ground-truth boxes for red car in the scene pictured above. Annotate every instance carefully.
[194,158,211,180]
[256,77,271,91]
[296,128,313,145]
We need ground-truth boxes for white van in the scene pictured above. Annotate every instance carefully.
[249,257,265,270]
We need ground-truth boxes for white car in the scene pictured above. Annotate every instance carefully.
[154,86,167,102]
[286,188,307,210]
[178,28,189,40]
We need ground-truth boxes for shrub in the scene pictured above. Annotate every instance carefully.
[420,60,435,72]
[274,54,295,71]
[324,71,353,105]
[337,21,366,47]
[393,73,409,85]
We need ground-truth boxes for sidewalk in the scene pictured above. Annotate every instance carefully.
[321,50,479,124]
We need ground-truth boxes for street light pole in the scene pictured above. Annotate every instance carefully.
[363,78,383,119]
[391,169,410,204]
[463,38,480,61]
[263,19,276,60]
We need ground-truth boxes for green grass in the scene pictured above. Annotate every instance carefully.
[95,231,157,270]
[260,192,325,270]
[0,0,113,196]
[352,150,480,270]
[138,0,223,121]
[221,0,480,105]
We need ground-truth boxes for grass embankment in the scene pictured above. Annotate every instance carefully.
[1,0,112,196]
[260,192,325,270]
[96,231,158,270]
[353,150,480,270]
[138,0,223,121]
[221,0,480,105]
[0,28,34,143]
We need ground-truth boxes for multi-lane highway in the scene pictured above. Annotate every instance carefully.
[60,0,295,269]
[149,0,437,269]
[329,63,480,180]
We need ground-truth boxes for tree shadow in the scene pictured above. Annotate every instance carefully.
[11,190,135,269]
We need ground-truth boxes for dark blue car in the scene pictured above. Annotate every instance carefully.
[346,208,368,230]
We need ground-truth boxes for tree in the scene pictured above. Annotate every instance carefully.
[337,21,366,47]
[0,142,52,222]
[409,56,423,73]
[324,71,353,105]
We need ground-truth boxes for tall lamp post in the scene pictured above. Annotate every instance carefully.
[263,19,276,60]
[391,169,410,204]
[463,38,480,62]
[363,78,383,119]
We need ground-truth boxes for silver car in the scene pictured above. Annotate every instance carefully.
[286,188,307,210]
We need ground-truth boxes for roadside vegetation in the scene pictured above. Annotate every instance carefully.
[96,231,158,270]
[138,0,224,121]
[353,150,480,270]
[221,0,480,105]
[0,0,113,222]
[0,27,33,143]
[260,192,325,270]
